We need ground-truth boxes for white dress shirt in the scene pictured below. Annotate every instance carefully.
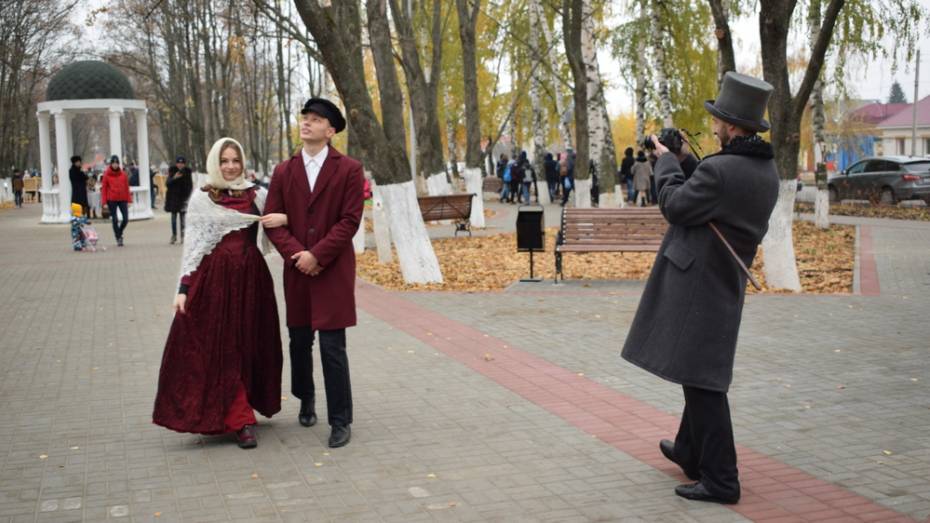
[301,145,329,192]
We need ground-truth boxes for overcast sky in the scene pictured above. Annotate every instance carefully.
[74,1,928,116]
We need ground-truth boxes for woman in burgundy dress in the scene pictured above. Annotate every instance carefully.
[153,137,286,448]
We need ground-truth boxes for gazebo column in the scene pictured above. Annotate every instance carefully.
[108,108,123,161]
[37,112,54,222]
[52,109,71,223]
[133,108,153,218]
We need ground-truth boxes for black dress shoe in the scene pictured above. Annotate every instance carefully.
[660,439,700,480]
[328,425,351,448]
[674,482,739,504]
[298,400,317,427]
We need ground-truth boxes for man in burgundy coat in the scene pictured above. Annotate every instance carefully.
[264,98,364,448]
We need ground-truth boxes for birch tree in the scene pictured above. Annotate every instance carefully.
[650,0,674,128]
[294,0,442,283]
[563,0,591,207]
[581,0,617,200]
[808,0,830,229]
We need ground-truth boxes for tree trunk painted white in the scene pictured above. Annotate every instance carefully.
[581,0,618,190]
[541,6,572,150]
[808,0,830,229]
[529,0,547,179]
[650,1,674,128]
[634,39,647,147]
[379,180,443,283]
[573,178,592,208]
[462,167,485,228]
[370,179,393,264]
[426,171,453,195]
[614,184,626,208]
[353,208,366,254]
[761,180,802,292]
[814,189,830,228]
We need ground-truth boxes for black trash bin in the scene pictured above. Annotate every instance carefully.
[516,205,544,281]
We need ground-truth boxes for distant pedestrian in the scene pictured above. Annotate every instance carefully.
[101,155,130,247]
[165,156,194,244]
[560,152,574,206]
[544,152,559,203]
[632,150,653,207]
[87,175,101,219]
[499,154,512,203]
[620,147,635,203]
[12,170,24,208]
[69,156,89,217]
[128,161,140,186]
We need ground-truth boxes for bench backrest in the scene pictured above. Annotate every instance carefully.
[560,208,667,251]
[23,178,38,191]
[418,193,474,222]
[482,177,502,193]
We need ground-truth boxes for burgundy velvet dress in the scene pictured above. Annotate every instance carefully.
[153,188,282,434]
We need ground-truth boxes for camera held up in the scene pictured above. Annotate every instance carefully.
[643,128,684,155]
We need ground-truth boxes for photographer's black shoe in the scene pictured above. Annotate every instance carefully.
[660,439,700,480]
[674,482,739,504]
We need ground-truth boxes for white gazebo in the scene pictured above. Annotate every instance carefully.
[36,60,153,223]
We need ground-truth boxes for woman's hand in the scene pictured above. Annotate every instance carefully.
[173,293,187,314]
[260,213,288,228]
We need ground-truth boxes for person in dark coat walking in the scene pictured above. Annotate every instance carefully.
[264,98,363,449]
[620,72,780,505]
[165,157,194,244]
[69,156,89,216]
[620,147,635,203]
[544,152,559,203]
[12,170,24,208]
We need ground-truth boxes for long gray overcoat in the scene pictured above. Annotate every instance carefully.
[620,138,780,392]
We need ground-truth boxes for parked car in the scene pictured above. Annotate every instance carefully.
[828,156,930,205]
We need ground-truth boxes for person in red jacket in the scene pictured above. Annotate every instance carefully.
[264,98,364,449]
[101,155,131,246]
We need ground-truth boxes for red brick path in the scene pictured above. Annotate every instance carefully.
[357,281,912,522]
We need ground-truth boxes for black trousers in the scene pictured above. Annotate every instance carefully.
[288,327,353,426]
[107,201,129,240]
[673,385,740,499]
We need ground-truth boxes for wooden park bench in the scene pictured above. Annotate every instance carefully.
[417,193,475,237]
[22,177,39,203]
[555,207,668,282]
[482,176,502,194]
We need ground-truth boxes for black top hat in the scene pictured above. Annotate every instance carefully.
[704,72,774,132]
[301,97,346,133]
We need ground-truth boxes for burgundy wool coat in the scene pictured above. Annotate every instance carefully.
[264,147,364,329]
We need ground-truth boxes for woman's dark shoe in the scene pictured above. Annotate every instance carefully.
[328,425,351,448]
[674,482,739,504]
[660,439,700,480]
[236,425,257,449]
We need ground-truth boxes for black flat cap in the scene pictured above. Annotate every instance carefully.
[301,97,346,133]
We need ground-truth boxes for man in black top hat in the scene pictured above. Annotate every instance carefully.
[264,97,363,449]
[620,71,781,504]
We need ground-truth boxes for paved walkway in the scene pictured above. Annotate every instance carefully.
[0,201,928,522]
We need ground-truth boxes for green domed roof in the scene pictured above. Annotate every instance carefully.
[46,61,134,101]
